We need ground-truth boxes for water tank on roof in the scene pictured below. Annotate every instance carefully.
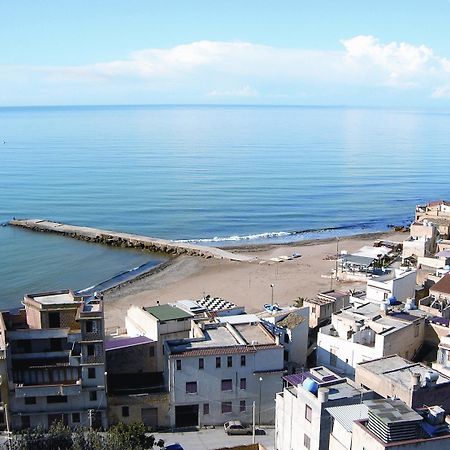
[388,296,397,305]
[302,377,319,394]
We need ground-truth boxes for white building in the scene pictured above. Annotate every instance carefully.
[365,268,417,304]
[316,303,426,377]
[257,306,310,370]
[165,320,284,427]
[125,304,193,371]
[434,335,450,377]
[0,290,107,430]
[402,221,438,261]
[351,398,450,450]
[275,366,372,450]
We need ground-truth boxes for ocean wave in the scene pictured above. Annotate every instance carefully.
[175,225,361,244]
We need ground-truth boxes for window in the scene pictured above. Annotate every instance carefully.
[89,391,97,401]
[122,406,129,417]
[72,413,80,423]
[186,382,197,394]
[227,356,232,367]
[240,355,246,366]
[25,397,36,405]
[284,350,289,361]
[50,338,62,351]
[216,357,221,368]
[284,333,290,344]
[240,400,246,412]
[221,379,232,391]
[87,344,95,356]
[304,433,311,449]
[86,320,94,332]
[199,358,204,370]
[203,403,209,415]
[149,346,155,357]
[48,312,60,328]
[330,350,337,367]
[47,395,68,404]
[176,359,182,371]
[88,368,96,379]
[305,405,312,422]
[22,415,30,429]
[221,402,232,414]
[240,378,247,390]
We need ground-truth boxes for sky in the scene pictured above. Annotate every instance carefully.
[1,1,450,107]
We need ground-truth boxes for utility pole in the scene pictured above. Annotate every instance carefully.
[258,376,263,428]
[88,409,94,429]
[270,284,274,307]
[5,403,11,450]
[252,401,256,444]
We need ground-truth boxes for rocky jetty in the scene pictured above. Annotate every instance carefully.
[9,219,253,262]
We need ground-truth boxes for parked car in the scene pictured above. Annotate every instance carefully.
[164,444,184,450]
[224,420,252,435]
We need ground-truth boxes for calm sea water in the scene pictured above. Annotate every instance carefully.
[1,105,450,306]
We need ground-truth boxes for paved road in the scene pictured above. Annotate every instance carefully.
[155,427,275,450]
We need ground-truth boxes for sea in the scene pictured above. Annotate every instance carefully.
[1,105,450,308]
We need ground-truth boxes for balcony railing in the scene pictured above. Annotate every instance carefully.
[81,355,104,364]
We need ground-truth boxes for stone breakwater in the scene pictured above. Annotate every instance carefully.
[9,219,254,262]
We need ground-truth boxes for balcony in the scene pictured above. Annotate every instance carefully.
[14,380,82,398]
[82,331,103,341]
[81,355,104,365]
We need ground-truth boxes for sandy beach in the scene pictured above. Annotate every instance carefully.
[103,231,406,332]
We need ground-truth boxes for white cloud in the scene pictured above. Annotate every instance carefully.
[2,36,450,105]
[207,85,259,98]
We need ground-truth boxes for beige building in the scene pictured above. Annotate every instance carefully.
[0,290,107,430]
[419,273,450,318]
[415,200,450,238]
[355,355,450,412]
[304,291,349,329]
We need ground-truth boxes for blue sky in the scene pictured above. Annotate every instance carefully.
[1,1,450,106]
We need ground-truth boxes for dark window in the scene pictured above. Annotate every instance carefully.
[87,344,95,356]
[22,415,30,429]
[25,397,36,405]
[227,356,232,367]
[284,350,289,361]
[221,402,232,414]
[203,403,209,415]
[86,321,93,332]
[199,358,204,369]
[47,395,68,404]
[240,378,247,390]
[176,359,182,371]
[221,379,232,391]
[284,333,290,344]
[72,413,80,423]
[89,391,97,401]
[122,406,129,417]
[240,355,246,366]
[216,357,221,368]
[48,312,60,328]
[240,400,246,412]
[50,338,63,351]
[88,368,96,379]
[149,346,155,357]
[305,405,312,422]
[304,434,311,449]
[186,382,197,394]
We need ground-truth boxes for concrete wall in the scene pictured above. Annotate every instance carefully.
[169,347,283,427]
[106,342,157,374]
[329,421,351,450]
[366,270,416,303]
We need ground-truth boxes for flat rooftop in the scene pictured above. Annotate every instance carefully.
[144,304,193,321]
[26,290,76,305]
[234,323,274,345]
[365,398,422,424]
[357,355,450,388]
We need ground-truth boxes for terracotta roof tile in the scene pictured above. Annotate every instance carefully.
[431,274,450,296]
[169,344,281,358]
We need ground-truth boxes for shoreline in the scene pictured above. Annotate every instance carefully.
[103,229,407,331]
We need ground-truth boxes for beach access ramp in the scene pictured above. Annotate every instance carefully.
[9,219,254,262]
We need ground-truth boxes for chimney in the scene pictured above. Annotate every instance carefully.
[411,373,421,390]
[318,387,329,403]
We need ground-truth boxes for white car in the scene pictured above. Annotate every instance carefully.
[224,420,252,435]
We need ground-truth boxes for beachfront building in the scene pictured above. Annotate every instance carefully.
[351,398,450,450]
[165,320,284,428]
[303,290,350,329]
[275,366,372,450]
[257,306,310,370]
[402,221,439,262]
[364,268,417,305]
[415,200,450,238]
[419,273,450,319]
[125,304,193,371]
[316,303,426,377]
[355,355,450,412]
[0,290,107,430]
